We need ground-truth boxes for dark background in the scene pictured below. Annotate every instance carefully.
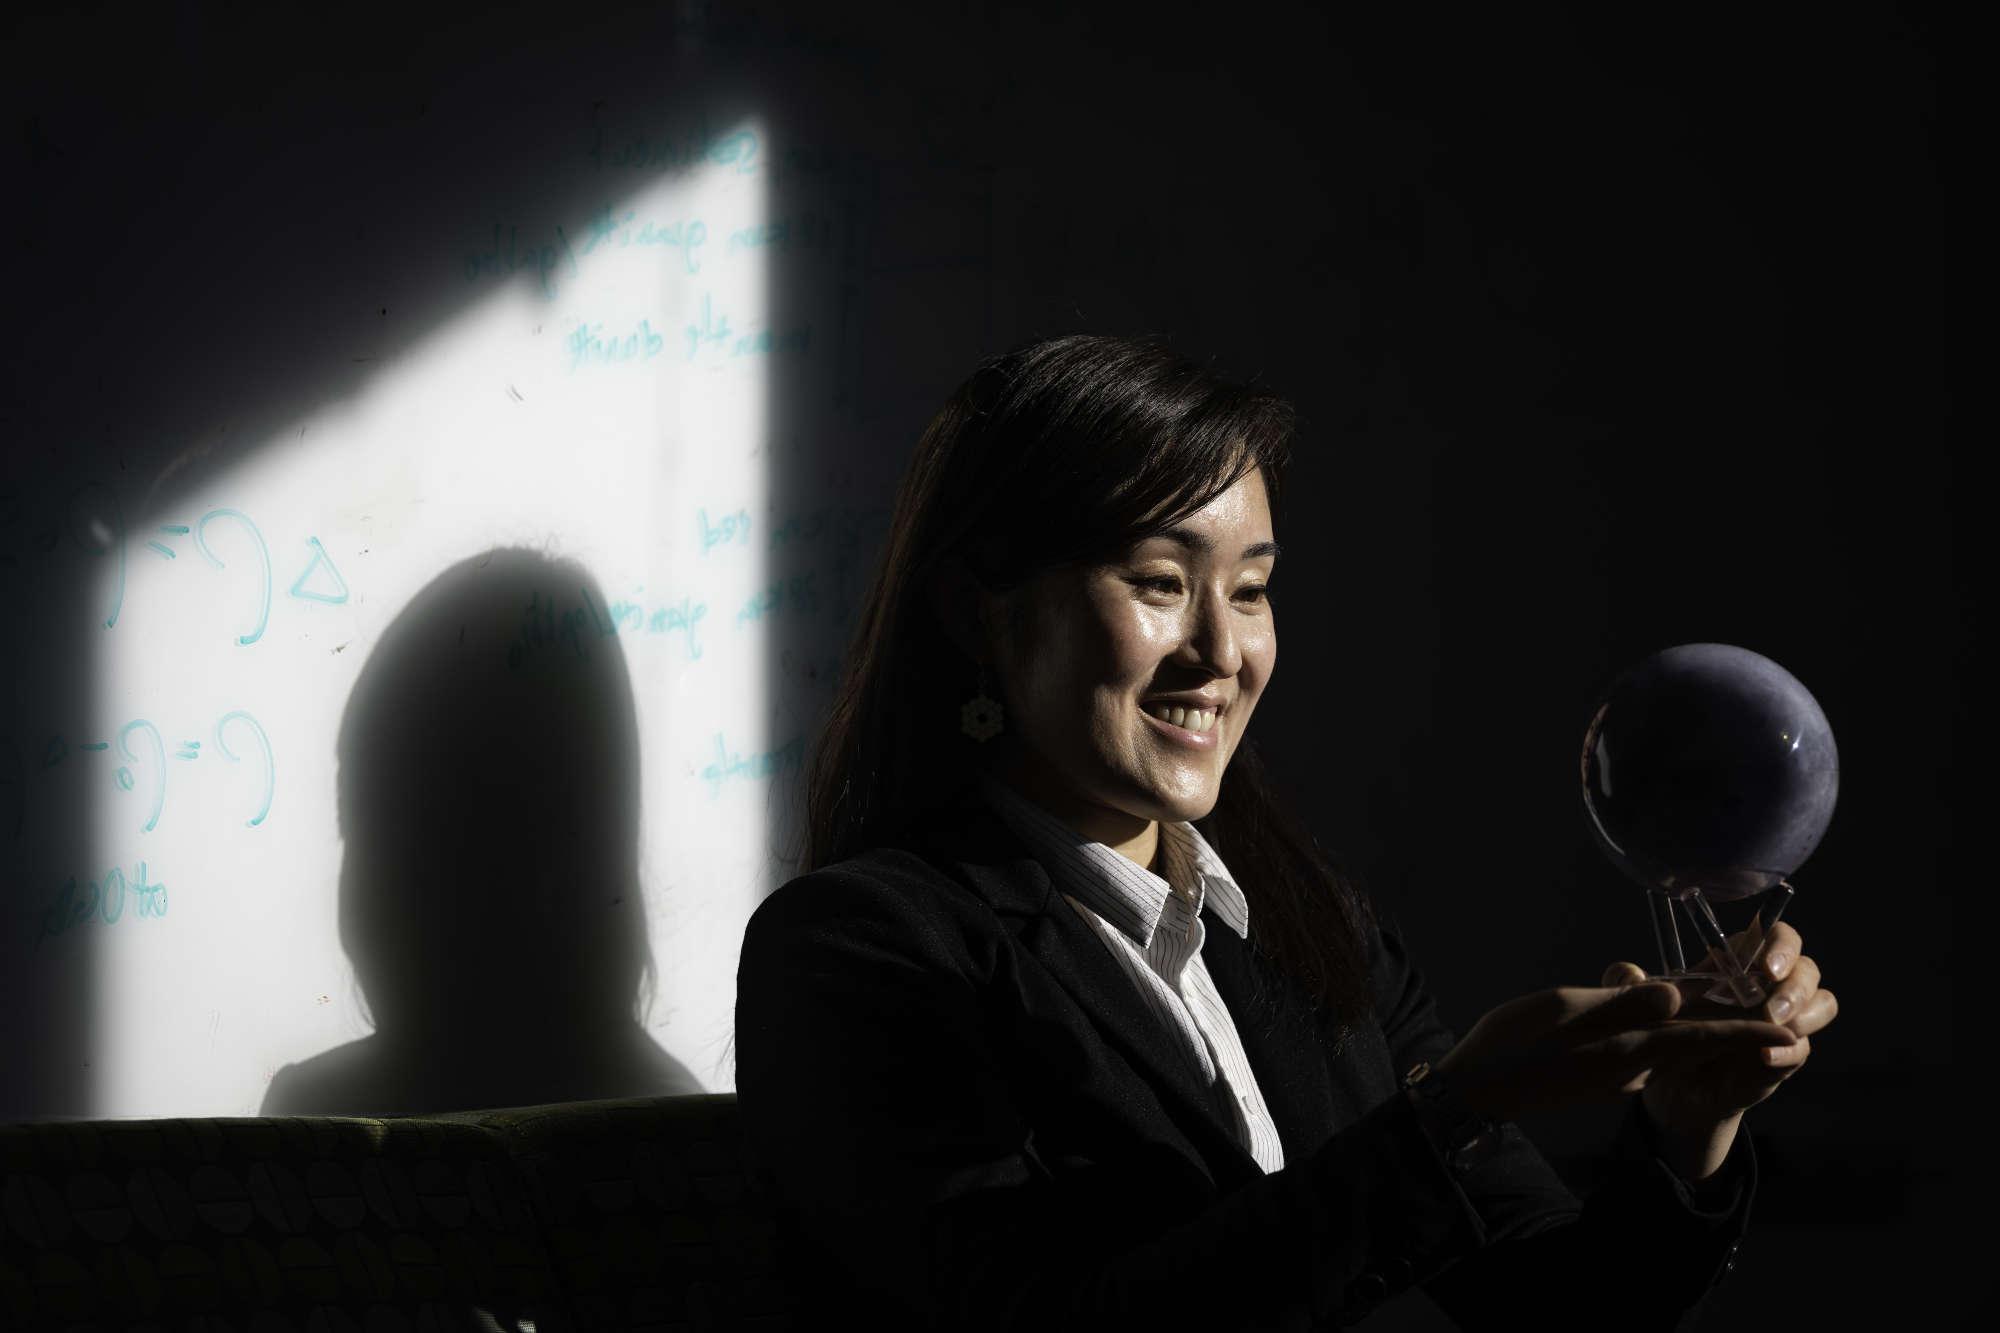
[2,2,1958,1324]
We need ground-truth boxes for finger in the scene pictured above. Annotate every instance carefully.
[1601,961,1649,988]
[1683,1016,1800,1043]
[1761,1033,1812,1069]
[1758,921,1803,979]
[1785,987,1838,1038]
[1556,982,1682,1044]
[1574,1009,1794,1068]
[1639,1018,1801,1072]
[1764,954,1822,1026]
[1571,1028,1674,1091]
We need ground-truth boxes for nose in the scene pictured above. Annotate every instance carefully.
[1180,580,1243,678]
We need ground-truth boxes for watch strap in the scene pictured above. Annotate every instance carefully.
[1401,1060,1505,1177]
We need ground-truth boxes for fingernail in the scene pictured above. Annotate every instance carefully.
[1770,995,1794,1023]
[1765,951,1790,977]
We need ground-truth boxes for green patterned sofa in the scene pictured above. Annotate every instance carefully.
[0,1094,788,1332]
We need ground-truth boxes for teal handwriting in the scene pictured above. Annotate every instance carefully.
[569,319,665,370]
[510,586,707,665]
[70,482,127,628]
[684,294,811,361]
[606,593,707,658]
[589,115,760,175]
[50,710,274,835]
[463,223,580,298]
[724,211,834,255]
[216,710,276,827]
[118,719,166,832]
[736,573,819,626]
[699,507,751,555]
[37,862,169,947]
[101,508,354,644]
[289,537,351,605]
[700,733,804,799]
[581,207,708,272]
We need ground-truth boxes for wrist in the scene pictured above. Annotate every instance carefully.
[1403,1060,1506,1177]
[1639,1090,1743,1183]
[1429,1051,1505,1122]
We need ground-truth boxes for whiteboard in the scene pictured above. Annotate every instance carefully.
[19,105,882,1118]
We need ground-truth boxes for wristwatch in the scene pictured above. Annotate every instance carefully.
[1401,1060,1505,1177]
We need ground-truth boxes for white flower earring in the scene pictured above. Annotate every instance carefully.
[960,661,1005,742]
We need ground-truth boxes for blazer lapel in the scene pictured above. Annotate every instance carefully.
[1196,911,1345,1164]
[910,793,1264,1187]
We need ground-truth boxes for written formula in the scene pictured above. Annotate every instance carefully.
[589,115,760,176]
[682,293,811,363]
[564,305,810,370]
[467,209,828,295]
[568,319,665,370]
[45,711,276,836]
[36,862,169,948]
[581,208,707,272]
[462,223,581,298]
[736,573,818,626]
[704,501,888,559]
[699,507,750,555]
[511,586,708,666]
[84,503,352,644]
[699,732,803,799]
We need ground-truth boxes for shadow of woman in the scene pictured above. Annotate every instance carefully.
[261,547,702,1115]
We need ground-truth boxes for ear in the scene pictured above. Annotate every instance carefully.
[926,555,993,663]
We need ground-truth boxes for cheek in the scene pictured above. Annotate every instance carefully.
[1236,628,1277,719]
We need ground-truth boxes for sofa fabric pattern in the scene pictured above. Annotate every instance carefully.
[0,1094,786,1333]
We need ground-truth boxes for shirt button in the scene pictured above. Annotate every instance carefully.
[1240,1093,1258,1116]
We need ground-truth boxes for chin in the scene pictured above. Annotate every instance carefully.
[1152,784,1219,823]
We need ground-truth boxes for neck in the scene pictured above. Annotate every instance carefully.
[987,745,1158,872]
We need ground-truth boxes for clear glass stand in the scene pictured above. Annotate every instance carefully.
[1644,882,1795,1008]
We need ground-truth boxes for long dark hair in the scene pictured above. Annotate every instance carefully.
[803,334,1380,1039]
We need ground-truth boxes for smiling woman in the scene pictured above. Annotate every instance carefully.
[940,469,1280,886]
[795,334,1379,1033]
[733,334,1792,1330]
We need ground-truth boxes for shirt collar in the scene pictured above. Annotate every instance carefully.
[975,772,1251,947]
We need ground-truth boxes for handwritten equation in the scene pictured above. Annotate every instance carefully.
[44,711,275,835]
[72,497,351,644]
[566,297,812,371]
[36,862,169,947]
[588,115,761,176]
[510,586,708,665]
[699,732,804,799]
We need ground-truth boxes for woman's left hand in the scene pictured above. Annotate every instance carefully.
[1601,919,1837,1135]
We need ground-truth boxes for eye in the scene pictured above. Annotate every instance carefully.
[1134,576,1274,604]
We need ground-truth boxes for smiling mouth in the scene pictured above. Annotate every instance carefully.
[1142,703,1218,733]
[1140,704,1222,751]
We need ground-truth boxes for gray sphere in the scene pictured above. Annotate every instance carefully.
[1580,643,1838,900]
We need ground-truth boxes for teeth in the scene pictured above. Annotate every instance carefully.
[1148,705,1216,733]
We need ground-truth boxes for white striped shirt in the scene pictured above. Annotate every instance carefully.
[976,774,1286,1174]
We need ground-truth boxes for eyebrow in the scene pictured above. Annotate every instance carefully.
[1148,528,1281,563]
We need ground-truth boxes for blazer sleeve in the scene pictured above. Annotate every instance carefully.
[735,865,1524,1331]
[1365,914,1758,1332]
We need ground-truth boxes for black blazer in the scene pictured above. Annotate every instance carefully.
[734,787,1755,1330]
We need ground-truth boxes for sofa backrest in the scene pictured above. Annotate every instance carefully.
[0,1093,788,1332]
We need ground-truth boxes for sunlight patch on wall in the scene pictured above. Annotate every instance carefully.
[86,119,773,1117]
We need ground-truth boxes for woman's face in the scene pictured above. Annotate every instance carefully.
[984,465,1278,841]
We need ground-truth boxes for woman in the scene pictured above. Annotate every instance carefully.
[733,335,1833,1329]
